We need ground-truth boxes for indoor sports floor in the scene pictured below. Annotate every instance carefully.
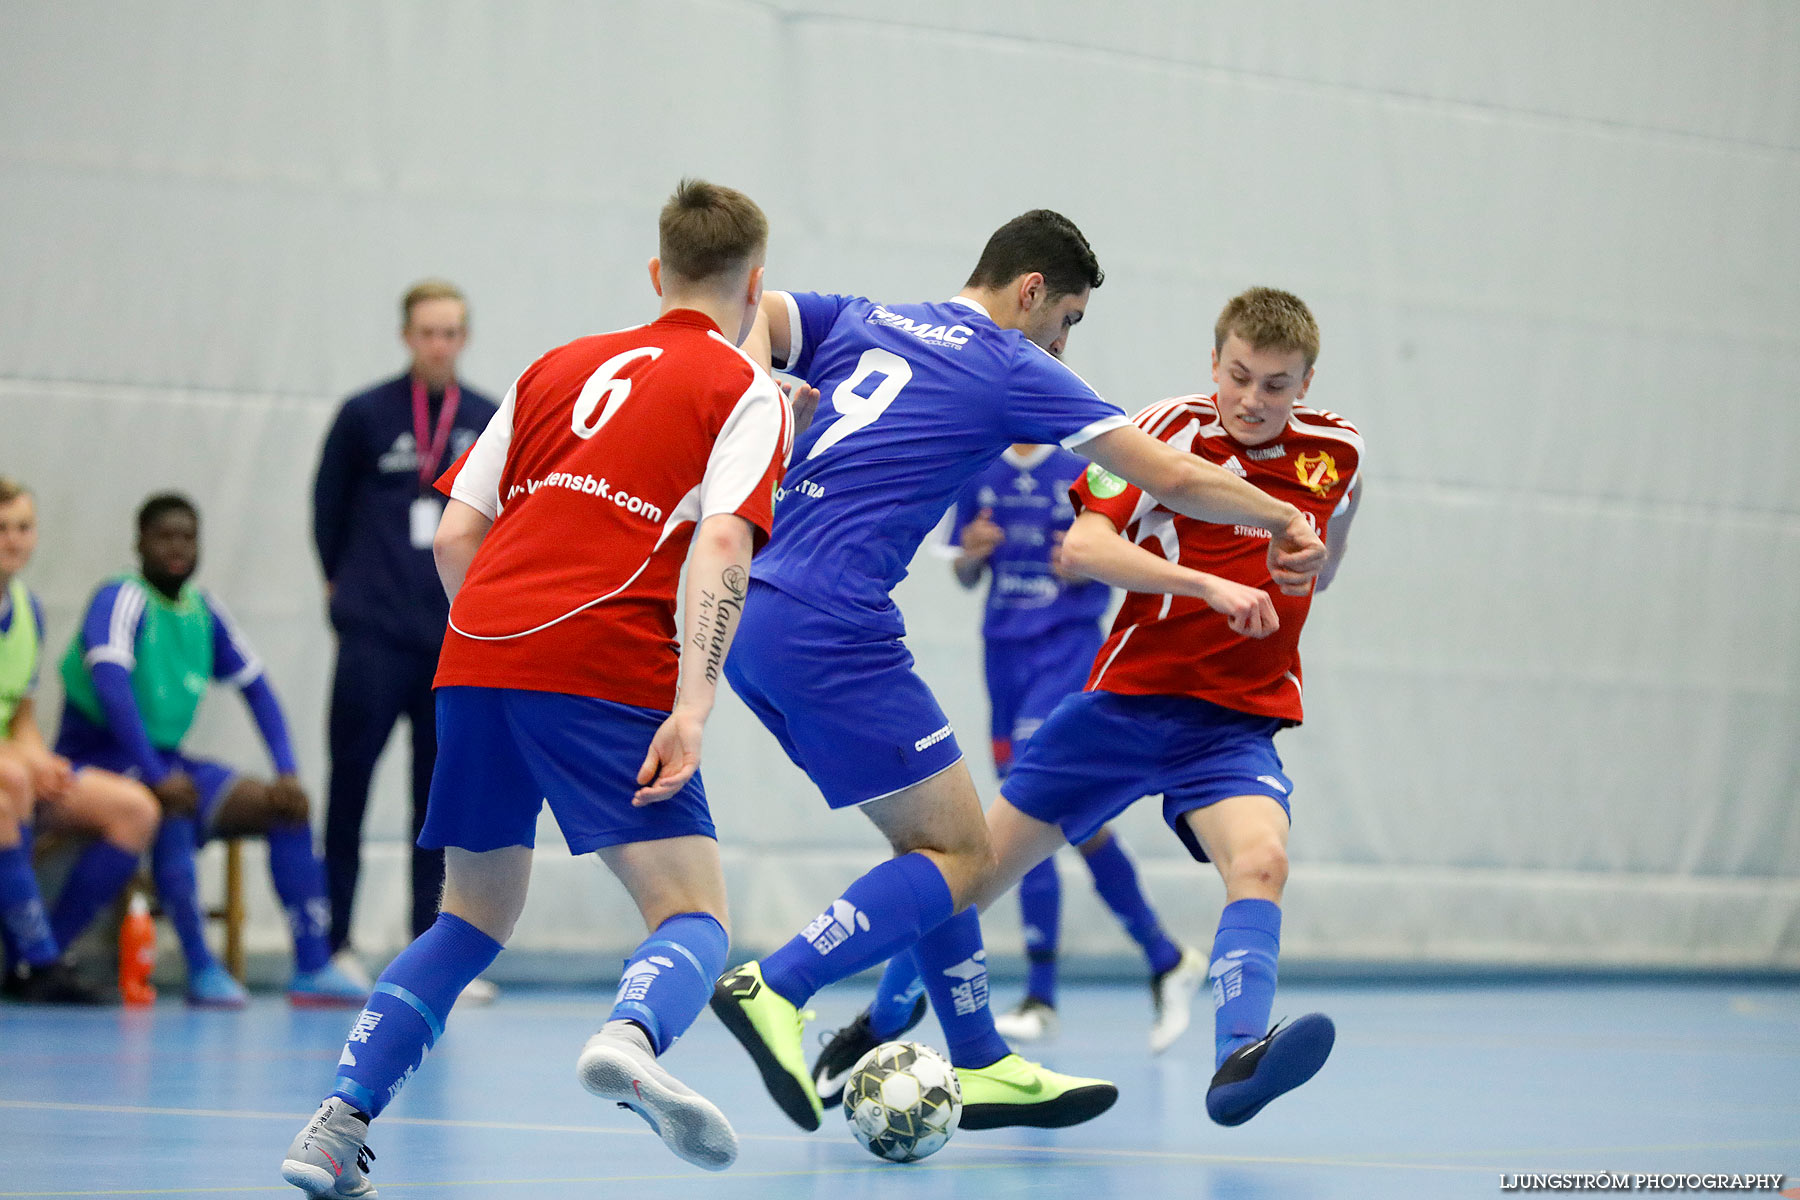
[3,979,1796,1199]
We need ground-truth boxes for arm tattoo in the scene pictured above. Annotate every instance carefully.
[700,566,749,685]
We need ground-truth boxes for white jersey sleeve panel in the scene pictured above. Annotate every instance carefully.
[699,361,789,523]
[449,380,518,519]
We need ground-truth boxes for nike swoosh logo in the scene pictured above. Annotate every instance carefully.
[977,1075,1045,1096]
[816,1066,852,1095]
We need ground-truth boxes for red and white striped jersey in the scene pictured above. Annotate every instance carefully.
[1071,394,1362,723]
[434,308,792,710]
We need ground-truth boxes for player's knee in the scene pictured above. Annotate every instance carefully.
[0,756,30,806]
[1225,839,1289,895]
[107,781,161,851]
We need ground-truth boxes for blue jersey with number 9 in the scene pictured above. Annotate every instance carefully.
[754,292,1129,635]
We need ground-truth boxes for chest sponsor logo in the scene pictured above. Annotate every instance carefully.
[1085,463,1128,499]
[1246,443,1286,461]
[866,305,973,348]
[378,432,419,474]
[996,571,1059,604]
[1295,451,1339,496]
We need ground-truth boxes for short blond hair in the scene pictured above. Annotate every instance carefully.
[658,178,768,285]
[0,477,29,506]
[401,279,468,327]
[1214,287,1320,369]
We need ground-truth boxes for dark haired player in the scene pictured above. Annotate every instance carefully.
[58,493,356,1009]
[710,212,1326,1134]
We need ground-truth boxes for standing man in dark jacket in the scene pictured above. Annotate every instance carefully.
[312,280,497,987]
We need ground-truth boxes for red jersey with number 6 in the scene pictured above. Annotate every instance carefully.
[1071,394,1362,723]
[432,308,792,710]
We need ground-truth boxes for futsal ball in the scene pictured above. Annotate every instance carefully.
[843,1040,962,1163]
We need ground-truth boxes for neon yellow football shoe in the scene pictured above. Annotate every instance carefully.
[709,961,824,1131]
[955,1053,1119,1130]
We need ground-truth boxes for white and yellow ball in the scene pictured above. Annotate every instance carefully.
[842,1040,962,1163]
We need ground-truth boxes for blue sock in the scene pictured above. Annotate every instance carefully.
[867,954,925,1039]
[1085,835,1182,976]
[1017,857,1061,1006]
[609,911,728,1055]
[0,841,59,967]
[151,816,218,971]
[760,852,954,1007]
[1210,898,1281,1068]
[913,908,1010,1069]
[330,912,502,1119]
[48,840,140,952]
[267,824,332,973]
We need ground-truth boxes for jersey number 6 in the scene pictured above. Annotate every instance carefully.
[807,348,914,460]
[571,347,664,439]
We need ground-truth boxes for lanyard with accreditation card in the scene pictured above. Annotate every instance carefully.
[409,376,461,550]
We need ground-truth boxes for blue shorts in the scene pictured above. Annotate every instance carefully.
[726,580,964,809]
[419,686,714,856]
[1001,690,1293,863]
[984,623,1104,772]
[58,721,239,837]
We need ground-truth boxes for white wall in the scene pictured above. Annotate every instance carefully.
[3,0,1796,972]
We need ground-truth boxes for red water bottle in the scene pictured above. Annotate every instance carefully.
[119,892,157,1006]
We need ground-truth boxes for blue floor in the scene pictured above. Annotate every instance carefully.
[2,980,1796,1198]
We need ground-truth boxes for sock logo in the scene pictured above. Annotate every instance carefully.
[337,1046,358,1068]
[615,955,675,1005]
[1209,951,1246,1009]
[941,951,990,1017]
[346,1009,383,1044]
[802,899,870,956]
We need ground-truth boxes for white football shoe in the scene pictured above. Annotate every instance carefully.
[1149,947,1208,1055]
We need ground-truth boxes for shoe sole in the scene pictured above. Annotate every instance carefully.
[1206,1014,1336,1127]
[279,1158,373,1198]
[577,1042,738,1171]
[709,981,822,1132]
[960,1081,1119,1131]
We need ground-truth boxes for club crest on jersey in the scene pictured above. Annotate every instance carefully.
[1295,451,1338,496]
[1085,463,1128,499]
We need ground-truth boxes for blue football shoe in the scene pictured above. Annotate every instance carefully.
[186,962,249,1009]
[289,960,369,1009]
[1205,1013,1335,1126]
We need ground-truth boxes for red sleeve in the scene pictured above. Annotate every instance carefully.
[434,444,475,499]
[1070,461,1145,531]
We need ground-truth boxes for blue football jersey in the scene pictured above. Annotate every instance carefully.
[755,293,1128,633]
[950,446,1111,642]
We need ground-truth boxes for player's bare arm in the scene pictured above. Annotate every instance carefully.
[1314,482,1360,594]
[952,508,1005,589]
[634,512,757,805]
[432,498,494,600]
[1060,510,1278,639]
[746,292,822,434]
[1078,425,1325,596]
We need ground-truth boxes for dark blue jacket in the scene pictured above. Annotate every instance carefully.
[312,372,497,651]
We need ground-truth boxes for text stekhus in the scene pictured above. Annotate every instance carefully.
[506,472,664,523]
